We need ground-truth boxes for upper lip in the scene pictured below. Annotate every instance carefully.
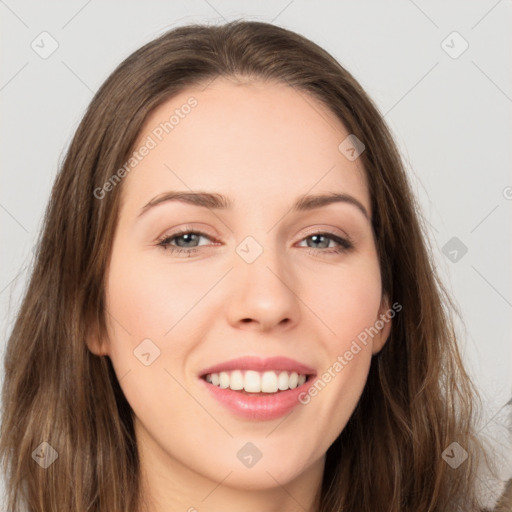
[199,356,316,377]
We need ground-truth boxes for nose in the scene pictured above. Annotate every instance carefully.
[225,244,301,332]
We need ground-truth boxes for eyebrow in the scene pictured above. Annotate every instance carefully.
[138,190,370,220]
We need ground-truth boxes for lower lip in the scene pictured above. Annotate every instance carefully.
[200,377,315,420]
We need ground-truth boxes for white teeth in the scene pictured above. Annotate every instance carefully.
[261,371,278,393]
[204,370,309,393]
[230,370,244,390]
[277,371,289,390]
[219,371,230,389]
[244,370,261,392]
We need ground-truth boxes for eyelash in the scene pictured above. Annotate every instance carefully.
[156,228,354,258]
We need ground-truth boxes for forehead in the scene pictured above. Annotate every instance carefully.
[123,77,369,215]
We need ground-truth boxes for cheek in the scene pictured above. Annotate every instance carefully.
[104,246,212,395]
[298,255,382,424]
[104,250,198,424]
[304,257,383,344]
[106,247,209,340]
[300,271,379,457]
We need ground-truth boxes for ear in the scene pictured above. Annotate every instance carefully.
[372,294,393,355]
[85,321,109,357]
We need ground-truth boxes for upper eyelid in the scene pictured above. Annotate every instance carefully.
[158,228,352,245]
[300,225,351,240]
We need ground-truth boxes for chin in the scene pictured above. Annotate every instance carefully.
[215,464,307,491]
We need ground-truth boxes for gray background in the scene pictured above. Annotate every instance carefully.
[1,0,511,504]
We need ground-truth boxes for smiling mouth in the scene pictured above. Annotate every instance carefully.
[201,370,312,394]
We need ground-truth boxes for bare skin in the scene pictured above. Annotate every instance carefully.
[88,76,391,512]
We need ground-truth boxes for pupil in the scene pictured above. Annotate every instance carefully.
[179,233,197,247]
[311,235,327,249]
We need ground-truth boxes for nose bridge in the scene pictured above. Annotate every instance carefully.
[226,233,300,329]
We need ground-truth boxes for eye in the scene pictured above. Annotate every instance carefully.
[156,229,215,257]
[296,232,353,256]
[155,229,354,258]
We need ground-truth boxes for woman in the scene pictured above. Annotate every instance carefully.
[0,20,506,511]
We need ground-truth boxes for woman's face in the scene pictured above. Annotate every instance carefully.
[90,77,391,498]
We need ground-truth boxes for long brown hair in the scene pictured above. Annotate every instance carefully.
[0,20,503,511]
